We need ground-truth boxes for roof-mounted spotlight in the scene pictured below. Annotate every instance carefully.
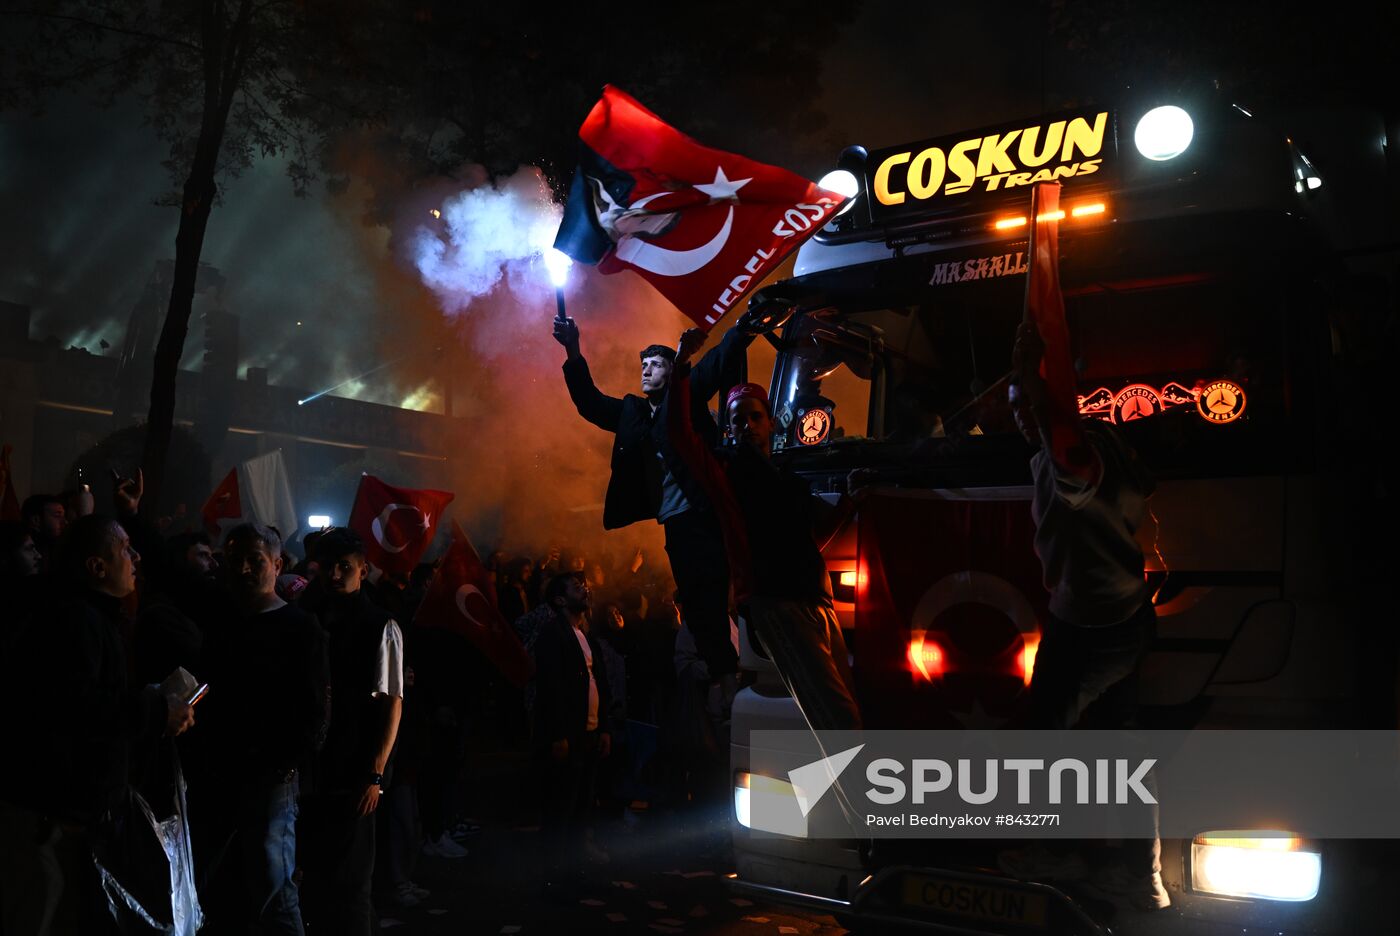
[820,146,867,230]
[1134,105,1194,161]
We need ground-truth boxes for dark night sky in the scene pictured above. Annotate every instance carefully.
[0,2,1057,403]
[1,0,1393,409]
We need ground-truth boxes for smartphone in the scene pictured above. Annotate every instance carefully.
[187,683,210,706]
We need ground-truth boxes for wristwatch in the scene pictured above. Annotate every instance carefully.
[367,771,384,788]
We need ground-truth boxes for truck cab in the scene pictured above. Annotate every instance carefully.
[729,93,1394,934]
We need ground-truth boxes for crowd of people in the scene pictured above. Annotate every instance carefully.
[0,296,1172,933]
[0,462,740,935]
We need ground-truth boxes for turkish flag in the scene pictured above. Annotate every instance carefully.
[855,492,1049,730]
[0,444,20,523]
[347,475,454,576]
[554,85,847,329]
[416,521,531,688]
[201,468,241,535]
[1024,182,1092,476]
[201,451,300,540]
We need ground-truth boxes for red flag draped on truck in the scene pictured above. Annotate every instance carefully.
[553,85,847,329]
[347,475,454,576]
[416,521,531,688]
[1024,182,1093,476]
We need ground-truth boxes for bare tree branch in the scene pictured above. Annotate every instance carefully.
[0,8,202,53]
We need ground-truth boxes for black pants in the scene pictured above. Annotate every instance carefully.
[299,792,376,936]
[1025,602,1160,874]
[539,731,600,879]
[663,509,736,677]
[1026,603,1156,731]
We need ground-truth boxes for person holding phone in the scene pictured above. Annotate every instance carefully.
[2,514,194,933]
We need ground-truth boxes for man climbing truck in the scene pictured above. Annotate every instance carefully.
[728,93,1395,934]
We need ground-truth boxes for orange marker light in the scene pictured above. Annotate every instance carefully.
[994,216,1027,230]
[1071,202,1106,218]
[1019,634,1041,686]
[908,632,945,681]
[1035,210,1065,222]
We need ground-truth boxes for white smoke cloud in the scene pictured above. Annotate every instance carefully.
[407,166,562,315]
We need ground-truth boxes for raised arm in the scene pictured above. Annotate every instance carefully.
[1012,321,1098,482]
[555,315,625,431]
[690,322,756,402]
[668,330,754,601]
[666,329,728,498]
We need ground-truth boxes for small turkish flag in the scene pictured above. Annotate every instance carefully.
[416,521,531,689]
[554,85,847,329]
[201,468,242,535]
[347,475,454,576]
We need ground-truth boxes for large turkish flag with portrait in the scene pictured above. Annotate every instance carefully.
[347,475,454,576]
[554,85,847,329]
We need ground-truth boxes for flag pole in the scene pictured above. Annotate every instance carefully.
[1021,183,1046,328]
[546,248,573,322]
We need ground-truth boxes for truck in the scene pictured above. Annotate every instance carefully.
[728,91,1397,934]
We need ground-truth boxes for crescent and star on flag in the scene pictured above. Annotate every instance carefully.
[589,166,752,278]
[370,503,431,554]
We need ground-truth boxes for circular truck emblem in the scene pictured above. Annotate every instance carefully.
[796,408,831,446]
[1112,384,1164,423]
[1197,379,1246,424]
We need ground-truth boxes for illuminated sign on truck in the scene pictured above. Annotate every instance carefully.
[864,110,1115,223]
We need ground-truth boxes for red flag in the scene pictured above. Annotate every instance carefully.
[417,521,531,688]
[347,475,454,575]
[554,85,847,329]
[855,492,1049,729]
[201,468,241,535]
[1024,182,1092,476]
[0,444,20,523]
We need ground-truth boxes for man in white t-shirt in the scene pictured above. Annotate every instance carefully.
[532,572,612,899]
[1003,320,1168,912]
[298,528,405,936]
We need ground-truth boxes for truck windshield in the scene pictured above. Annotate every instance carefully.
[769,271,1296,478]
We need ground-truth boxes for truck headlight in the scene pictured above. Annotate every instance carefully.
[734,771,808,837]
[1191,831,1321,901]
[1134,105,1194,161]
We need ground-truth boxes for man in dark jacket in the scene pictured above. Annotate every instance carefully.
[532,571,612,897]
[298,528,404,936]
[202,523,329,935]
[1,514,194,934]
[553,313,753,691]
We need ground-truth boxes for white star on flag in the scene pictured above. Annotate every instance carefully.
[694,166,751,203]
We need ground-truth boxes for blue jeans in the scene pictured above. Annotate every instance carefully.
[238,773,304,936]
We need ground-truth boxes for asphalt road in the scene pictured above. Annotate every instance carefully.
[363,753,844,936]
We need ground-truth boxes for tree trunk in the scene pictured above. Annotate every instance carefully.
[138,0,254,517]
[138,165,217,518]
